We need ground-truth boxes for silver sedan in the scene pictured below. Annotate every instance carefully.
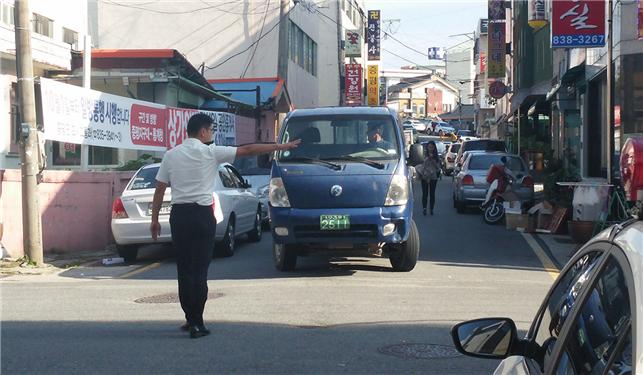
[452,152,534,213]
[111,163,263,261]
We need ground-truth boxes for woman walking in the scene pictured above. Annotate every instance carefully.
[417,141,440,216]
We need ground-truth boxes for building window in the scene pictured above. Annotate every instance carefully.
[32,13,53,37]
[1,2,14,26]
[89,146,118,166]
[289,21,317,76]
[63,27,78,49]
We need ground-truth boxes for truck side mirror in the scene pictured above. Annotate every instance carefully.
[408,144,424,165]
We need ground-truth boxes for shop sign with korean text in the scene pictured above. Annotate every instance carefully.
[166,108,235,149]
[345,30,362,57]
[488,0,506,21]
[367,10,381,60]
[487,22,506,78]
[40,78,166,151]
[345,63,363,106]
[552,0,606,48]
[367,65,379,106]
[639,0,643,39]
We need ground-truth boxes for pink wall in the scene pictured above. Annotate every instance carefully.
[0,169,134,258]
[235,112,278,145]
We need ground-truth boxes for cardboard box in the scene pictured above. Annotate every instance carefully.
[537,213,553,229]
[506,213,527,230]
[503,201,522,214]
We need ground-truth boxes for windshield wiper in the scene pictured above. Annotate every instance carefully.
[281,156,341,170]
[330,155,385,169]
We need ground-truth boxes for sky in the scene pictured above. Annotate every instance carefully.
[365,0,488,69]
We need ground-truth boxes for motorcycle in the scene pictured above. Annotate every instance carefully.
[481,162,520,225]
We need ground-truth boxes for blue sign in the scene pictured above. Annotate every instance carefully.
[551,34,606,47]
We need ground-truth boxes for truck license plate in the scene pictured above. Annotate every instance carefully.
[320,215,350,230]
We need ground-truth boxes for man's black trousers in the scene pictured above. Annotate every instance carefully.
[169,203,216,327]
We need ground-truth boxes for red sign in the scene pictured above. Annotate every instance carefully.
[552,0,606,47]
[345,64,363,106]
[130,104,167,148]
[639,0,643,39]
[480,52,487,74]
[489,81,507,99]
[165,108,236,149]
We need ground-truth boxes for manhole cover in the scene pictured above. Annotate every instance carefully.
[135,292,225,304]
[378,343,461,360]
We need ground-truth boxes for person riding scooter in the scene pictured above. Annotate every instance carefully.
[482,156,518,224]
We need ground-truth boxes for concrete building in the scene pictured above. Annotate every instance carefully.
[472,18,495,137]
[445,39,475,105]
[387,75,459,119]
[90,0,345,109]
[1,0,88,170]
[380,68,437,108]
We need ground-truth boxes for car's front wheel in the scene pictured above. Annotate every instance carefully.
[248,209,262,242]
[117,244,138,262]
[273,243,297,271]
[389,220,419,272]
[216,216,236,257]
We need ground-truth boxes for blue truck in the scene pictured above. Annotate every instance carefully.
[268,107,424,272]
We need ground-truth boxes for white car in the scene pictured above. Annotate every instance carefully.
[111,163,263,261]
[451,219,642,374]
[233,155,271,226]
[431,121,456,136]
[443,142,461,176]
[402,119,428,133]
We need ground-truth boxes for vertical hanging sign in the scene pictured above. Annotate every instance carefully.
[345,30,362,57]
[367,10,381,61]
[638,0,643,39]
[345,64,363,106]
[487,24,506,78]
[367,65,379,106]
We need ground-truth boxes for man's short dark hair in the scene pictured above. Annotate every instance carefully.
[187,113,213,137]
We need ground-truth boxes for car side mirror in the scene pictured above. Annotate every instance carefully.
[244,179,252,188]
[451,318,517,359]
[408,144,424,165]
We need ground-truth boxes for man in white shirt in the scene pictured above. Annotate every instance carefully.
[151,113,299,338]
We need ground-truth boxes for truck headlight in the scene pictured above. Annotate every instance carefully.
[385,175,409,206]
[269,178,291,207]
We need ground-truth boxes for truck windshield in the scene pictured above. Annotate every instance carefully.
[278,115,399,161]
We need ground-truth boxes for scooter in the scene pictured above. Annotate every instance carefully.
[481,165,518,225]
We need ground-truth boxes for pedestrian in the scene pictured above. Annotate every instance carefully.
[416,141,440,216]
[150,113,300,339]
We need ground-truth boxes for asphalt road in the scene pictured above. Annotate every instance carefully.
[1,179,556,374]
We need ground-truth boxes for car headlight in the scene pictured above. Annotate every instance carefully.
[269,178,291,207]
[385,174,409,206]
[258,184,270,198]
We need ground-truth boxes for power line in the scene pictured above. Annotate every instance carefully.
[381,47,429,67]
[206,4,296,71]
[241,0,272,78]
[382,31,428,58]
[102,0,278,15]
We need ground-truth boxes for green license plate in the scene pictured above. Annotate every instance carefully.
[320,215,350,230]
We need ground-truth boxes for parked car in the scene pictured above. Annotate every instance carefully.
[402,123,419,143]
[452,151,533,213]
[443,142,461,176]
[111,162,263,261]
[233,155,271,226]
[451,219,641,374]
[456,129,478,141]
[432,121,456,136]
[269,106,421,272]
[455,139,507,166]
[403,119,428,133]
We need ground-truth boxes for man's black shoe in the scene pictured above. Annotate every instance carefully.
[180,322,190,331]
[190,325,211,339]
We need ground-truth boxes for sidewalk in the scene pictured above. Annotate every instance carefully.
[532,233,582,271]
[0,246,115,277]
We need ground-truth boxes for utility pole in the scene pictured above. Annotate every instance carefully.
[277,0,290,81]
[606,0,613,184]
[14,0,43,265]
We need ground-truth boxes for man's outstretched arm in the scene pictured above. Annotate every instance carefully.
[236,139,301,158]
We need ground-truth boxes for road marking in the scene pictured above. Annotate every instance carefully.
[119,261,163,279]
[521,233,559,280]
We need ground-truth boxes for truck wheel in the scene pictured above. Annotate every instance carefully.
[273,243,297,271]
[390,220,419,272]
[117,244,138,262]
